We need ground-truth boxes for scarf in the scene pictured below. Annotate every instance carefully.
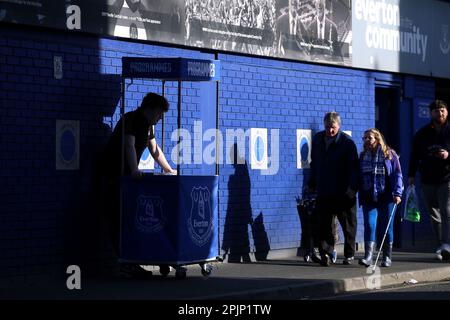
[360,146,386,202]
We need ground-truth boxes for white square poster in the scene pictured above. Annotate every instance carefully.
[297,129,312,169]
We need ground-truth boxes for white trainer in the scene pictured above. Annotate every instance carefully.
[436,248,443,261]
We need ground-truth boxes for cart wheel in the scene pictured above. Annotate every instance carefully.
[159,265,170,277]
[175,266,187,280]
[200,263,213,277]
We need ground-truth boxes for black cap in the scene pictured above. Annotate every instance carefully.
[429,100,448,112]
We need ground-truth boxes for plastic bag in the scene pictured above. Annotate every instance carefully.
[403,185,421,223]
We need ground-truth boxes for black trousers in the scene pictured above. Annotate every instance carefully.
[100,176,121,257]
[315,195,357,258]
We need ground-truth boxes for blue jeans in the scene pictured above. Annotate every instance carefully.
[362,201,396,243]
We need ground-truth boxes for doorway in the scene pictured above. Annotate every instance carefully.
[436,78,450,104]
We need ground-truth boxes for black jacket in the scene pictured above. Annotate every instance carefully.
[408,122,450,184]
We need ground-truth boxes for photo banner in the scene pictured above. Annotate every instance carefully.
[0,0,449,78]
[352,0,433,76]
[0,0,352,67]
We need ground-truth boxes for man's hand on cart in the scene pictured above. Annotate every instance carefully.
[164,168,177,175]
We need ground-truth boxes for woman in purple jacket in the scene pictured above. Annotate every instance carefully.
[358,128,404,267]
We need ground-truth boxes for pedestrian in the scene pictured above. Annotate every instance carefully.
[358,128,403,267]
[408,100,450,260]
[308,111,359,266]
[100,92,176,277]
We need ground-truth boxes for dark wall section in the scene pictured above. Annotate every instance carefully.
[0,23,436,285]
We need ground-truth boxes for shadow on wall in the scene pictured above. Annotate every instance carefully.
[221,143,270,263]
[222,143,252,263]
[61,46,122,277]
[251,211,270,261]
[63,91,122,277]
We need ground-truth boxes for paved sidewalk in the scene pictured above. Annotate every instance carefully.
[1,251,450,300]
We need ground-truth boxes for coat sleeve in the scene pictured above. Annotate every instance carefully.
[308,134,318,190]
[391,152,404,197]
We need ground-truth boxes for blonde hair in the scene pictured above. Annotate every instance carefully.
[362,128,396,160]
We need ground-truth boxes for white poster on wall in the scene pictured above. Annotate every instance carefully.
[138,148,155,171]
[250,128,268,170]
[56,120,79,170]
[343,130,352,137]
[297,129,312,169]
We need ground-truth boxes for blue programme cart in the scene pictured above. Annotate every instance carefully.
[119,57,221,279]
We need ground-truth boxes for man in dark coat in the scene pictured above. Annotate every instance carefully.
[308,111,359,266]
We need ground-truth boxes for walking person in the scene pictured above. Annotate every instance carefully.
[408,100,450,260]
[308,112,359,266]
[358,129,403,267]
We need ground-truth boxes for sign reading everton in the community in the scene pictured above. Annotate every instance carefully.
[2,0,450,78]
[188,187,214,247]
[122,57,220,81]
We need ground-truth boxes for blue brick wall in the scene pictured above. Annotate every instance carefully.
[0,24,435,283]
[0,27,213,284]
[217,54,374,256]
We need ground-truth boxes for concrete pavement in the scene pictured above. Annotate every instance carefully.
[1,250,450,300]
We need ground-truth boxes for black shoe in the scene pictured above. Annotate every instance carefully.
[119,264,153,279]
[320,253,331,267]
[343,256,354,265]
